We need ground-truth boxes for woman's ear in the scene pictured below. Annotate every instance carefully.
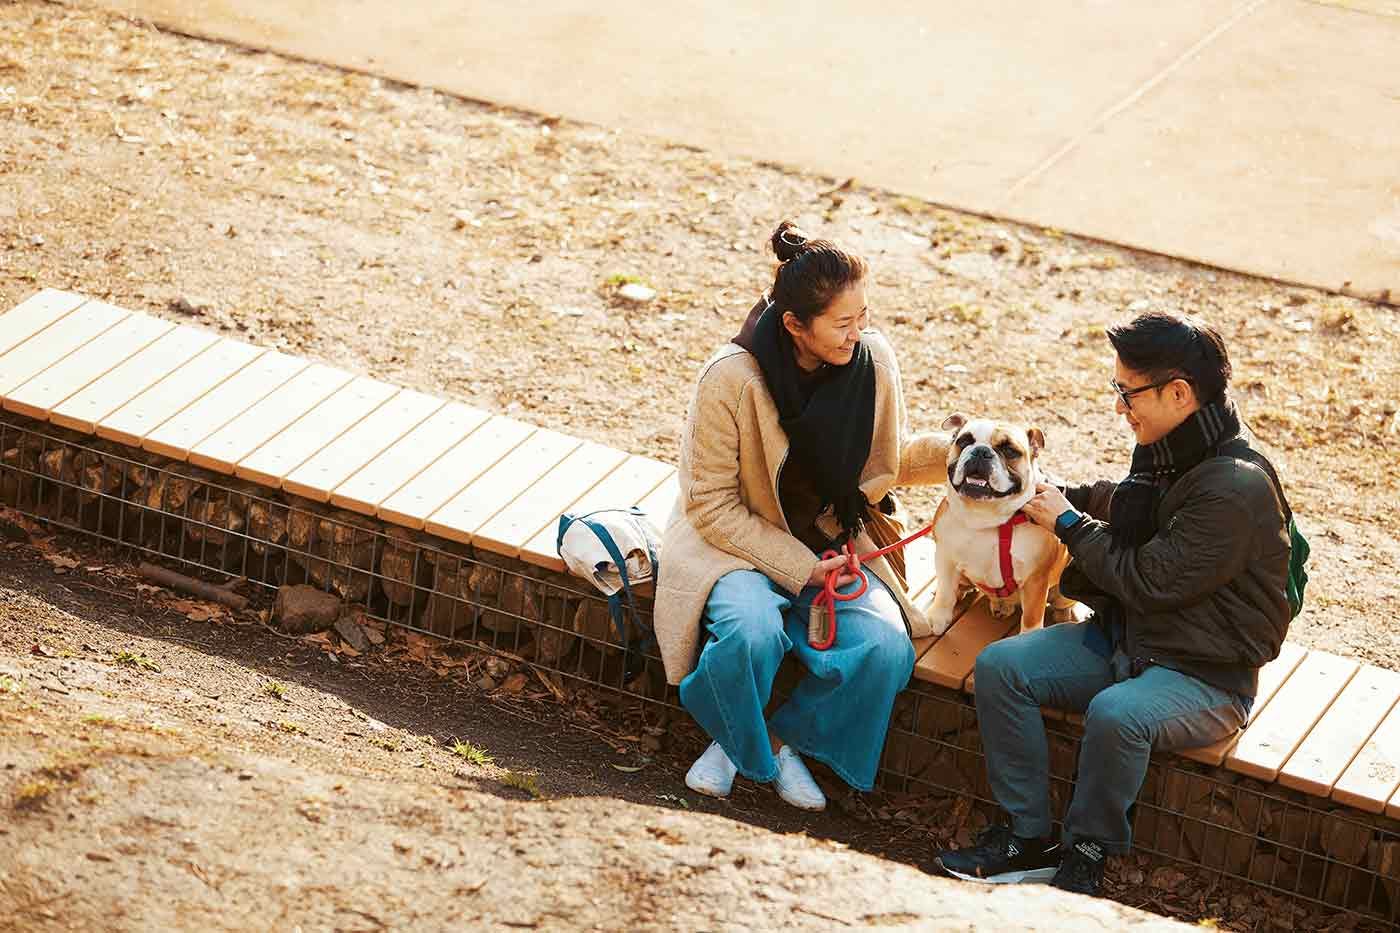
[781,310,806,340]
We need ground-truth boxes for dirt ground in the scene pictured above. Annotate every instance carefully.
[0,1,1398,929]
[1,541,1210,933]
[0,538,1373,932]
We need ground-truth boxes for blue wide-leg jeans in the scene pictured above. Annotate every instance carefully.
[678,569,915,792]
[974,621,1252,853]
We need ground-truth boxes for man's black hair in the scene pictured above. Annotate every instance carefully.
[1107,311,1232,403]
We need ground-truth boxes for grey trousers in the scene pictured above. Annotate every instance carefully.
[973,621,1251,853]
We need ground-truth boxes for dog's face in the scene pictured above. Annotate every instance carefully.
[942,413,1044,503]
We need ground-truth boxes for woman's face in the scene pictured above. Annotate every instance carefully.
[784,281,868,372]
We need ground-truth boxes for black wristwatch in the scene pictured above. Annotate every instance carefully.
[1054,508,1083,534]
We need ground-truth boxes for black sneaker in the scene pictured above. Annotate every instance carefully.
[1051,839,1107,896]
[935,825,1062,884]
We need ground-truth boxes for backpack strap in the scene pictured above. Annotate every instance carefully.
[1215,438,1292,525]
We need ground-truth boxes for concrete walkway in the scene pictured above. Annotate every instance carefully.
[90,0,1400,302]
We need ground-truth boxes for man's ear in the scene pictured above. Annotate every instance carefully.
[1027,427,1046,459]
[941,413,968,433]
[1169,377,1197,409]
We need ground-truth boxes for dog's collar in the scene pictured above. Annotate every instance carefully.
[977,512,1029,598]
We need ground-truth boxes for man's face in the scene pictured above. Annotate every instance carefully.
[1113,357,1195,445]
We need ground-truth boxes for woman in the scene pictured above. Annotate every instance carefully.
[654,220,946,810]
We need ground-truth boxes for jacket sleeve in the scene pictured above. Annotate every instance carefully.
[1062,485,1256,614]
[896,433,947,486]
[1064,481,1116,520]
[682,374,816,596]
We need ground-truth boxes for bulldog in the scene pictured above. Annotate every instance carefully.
[926,413,1075,636]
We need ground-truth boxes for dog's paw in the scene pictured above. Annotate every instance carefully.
[988,596,1018,618]
[926,605,956,636]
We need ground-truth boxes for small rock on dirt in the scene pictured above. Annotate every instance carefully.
[273,585,341,635]
[169,296,211,316]
[334,616,371,653]
[617,283,656,303]
[1148,866,1188,891]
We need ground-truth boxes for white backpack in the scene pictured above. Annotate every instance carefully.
[555,507,660,679]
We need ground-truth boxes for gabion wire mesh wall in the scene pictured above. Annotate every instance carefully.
[2,412,1397,928]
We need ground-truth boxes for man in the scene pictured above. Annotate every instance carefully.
[934,311,1293,896]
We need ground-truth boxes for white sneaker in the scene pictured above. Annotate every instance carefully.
[773,745,826,811]
[685,741,738,798]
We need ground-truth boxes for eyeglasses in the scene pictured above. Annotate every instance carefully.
[1110,376,1190,410]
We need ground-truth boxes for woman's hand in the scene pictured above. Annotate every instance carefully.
[1023,482,1075,530]
[808,551,860,588]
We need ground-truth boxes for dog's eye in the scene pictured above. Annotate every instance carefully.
[955,433,974,449]
[997,443,1022,460]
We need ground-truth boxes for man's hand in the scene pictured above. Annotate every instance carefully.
[808,551,860,588]
[1023,482,1075,530]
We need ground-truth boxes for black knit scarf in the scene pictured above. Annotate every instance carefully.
[733,295,876,537]
[1109,397,1241,548]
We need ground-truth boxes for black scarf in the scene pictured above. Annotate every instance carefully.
[733,295,876,537]
[1109,397,1241,548]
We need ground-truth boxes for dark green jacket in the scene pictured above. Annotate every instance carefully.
[1058,441,1291,697]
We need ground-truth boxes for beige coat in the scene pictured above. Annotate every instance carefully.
[654,330,946,685]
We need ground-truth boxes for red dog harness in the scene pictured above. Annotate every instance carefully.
[977,512,1029,598]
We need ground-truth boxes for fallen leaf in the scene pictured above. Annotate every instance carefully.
[610,764,645,773]
[46,554,79,571]
[498,673,528,695]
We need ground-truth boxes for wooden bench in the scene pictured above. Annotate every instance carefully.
[3,288,1399,822]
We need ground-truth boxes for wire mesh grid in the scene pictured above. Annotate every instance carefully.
[2,413,1396,927]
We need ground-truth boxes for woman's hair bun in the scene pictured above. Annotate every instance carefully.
[770,219,810,263]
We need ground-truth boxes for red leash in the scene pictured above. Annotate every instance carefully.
[808,521,936,650]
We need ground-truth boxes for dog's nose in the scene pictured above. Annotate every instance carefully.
[967,445,994,461]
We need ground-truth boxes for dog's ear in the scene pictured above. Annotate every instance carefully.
[1027,427,1046,457]
[941,413,968,433]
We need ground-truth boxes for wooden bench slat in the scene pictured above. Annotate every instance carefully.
[635,472,679,525]
[910,588,980,662]
[234,377,398,487]
[97,339,266,447]
[913,598,1017,691]
[904,536,936,603]
[188,363,353,474]
[50,324,221,433]
[0,289,87,357]
[0,299,128,397]
[282,389,444,502]
[1278,665,1400,799]
[329,402,491,517]
[517,455,674,573]
[424,429,580,545]
[473,441,630,559]
[1389,783,1400,820]
[1225,650,1360,782]
[142,352,308,460]
[4,313,174,420]
[1178,641,1309,766]
[377,415,535,529]
[1331,691,1400,813]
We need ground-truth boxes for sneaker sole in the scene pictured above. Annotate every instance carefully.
[685,778,732,798]
[777,795,826,811]
[937,861,1058,885]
